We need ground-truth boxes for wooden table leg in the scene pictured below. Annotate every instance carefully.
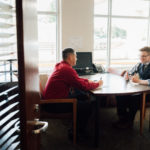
[73,99,77,145]
[140,92,146,135]
[149,111,150,132]
[95,96,99,147]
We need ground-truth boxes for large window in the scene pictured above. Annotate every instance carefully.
[38,0,58,73]
[94,0,150,69]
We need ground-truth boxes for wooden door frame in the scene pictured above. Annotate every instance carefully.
[16,0,40,149]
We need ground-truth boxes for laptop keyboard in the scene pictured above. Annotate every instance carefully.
[78,72,96,76]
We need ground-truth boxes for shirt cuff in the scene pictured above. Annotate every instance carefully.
[148,79,150,86]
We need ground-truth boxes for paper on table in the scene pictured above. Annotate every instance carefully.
[95,85,103,90]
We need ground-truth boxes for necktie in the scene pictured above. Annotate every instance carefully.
[142,64,146,72]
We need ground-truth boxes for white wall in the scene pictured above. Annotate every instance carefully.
[61,0,93,52]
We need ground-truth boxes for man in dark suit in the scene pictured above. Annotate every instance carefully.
[114,46,150,129]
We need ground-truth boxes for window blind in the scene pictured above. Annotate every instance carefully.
[0,1,20,150]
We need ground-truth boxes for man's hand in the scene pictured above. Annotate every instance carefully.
[98,79,103,86]
[88,79,103,86]
[124,72,130,80]
[88,80,93,83]
[131,74,140,83]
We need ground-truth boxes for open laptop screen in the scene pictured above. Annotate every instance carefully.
[73,52,93,70]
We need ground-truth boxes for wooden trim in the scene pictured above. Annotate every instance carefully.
[73,98,77,144]
[40,98,77,104]
[16,0,40,149]
[140,92,147,135]
[16,0,27,149]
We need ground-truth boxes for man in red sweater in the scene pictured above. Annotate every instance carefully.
[42,48,103,139]
[43,49,102,99]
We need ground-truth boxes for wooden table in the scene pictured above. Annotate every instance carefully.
[81,73,150,147]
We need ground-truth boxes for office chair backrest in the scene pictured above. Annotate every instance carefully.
[108,67,126,77]
[39,74,49,95]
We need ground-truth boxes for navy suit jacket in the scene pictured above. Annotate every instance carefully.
[129,63,150,85]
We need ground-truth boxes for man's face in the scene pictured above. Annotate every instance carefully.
[68,53,77,66]
[140,51,150,64]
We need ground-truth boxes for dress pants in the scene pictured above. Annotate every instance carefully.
[116,94,141,122]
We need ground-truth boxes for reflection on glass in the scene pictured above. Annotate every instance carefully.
[37,0,56,12]
[112,0,149,17]
[110,18,148,66]
[94,17,107,65]
[94,0,108,15]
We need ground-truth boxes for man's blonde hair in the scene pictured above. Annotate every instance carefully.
[140,46,150,54]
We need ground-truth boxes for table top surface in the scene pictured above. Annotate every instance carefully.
[81,73,150,96]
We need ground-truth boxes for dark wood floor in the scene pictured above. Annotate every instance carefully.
[41,107,150,150]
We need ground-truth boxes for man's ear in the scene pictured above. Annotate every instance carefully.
[67,54,71,60]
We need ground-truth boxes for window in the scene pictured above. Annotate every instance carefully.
[94,0,150,69]
[37,0,58,73]
[0,0,18,82]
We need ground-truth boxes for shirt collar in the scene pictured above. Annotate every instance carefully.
[142,62,150,65]
[61,60,71,66]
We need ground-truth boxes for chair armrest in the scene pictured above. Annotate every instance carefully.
[121,70,127,77]
[108,67,126,77]
[40,98,77,104]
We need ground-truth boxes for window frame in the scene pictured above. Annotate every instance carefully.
[94,0,150,69]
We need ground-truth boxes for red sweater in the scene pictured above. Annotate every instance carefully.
[42,61,99,99]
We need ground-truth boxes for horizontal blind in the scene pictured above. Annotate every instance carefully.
[0,0,17,83]
[0,82,20,150]
[0,1,20,150]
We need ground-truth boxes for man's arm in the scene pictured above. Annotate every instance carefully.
[124,63,140,80]
[139,80,150,85]
[131,75,150,85]
[128,63,140,75]
[64,67,101,91]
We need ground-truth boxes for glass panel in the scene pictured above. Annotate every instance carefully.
[38,14,57,73]
[94,0,108,15]
[112,0,149,17]
[37,0,57,12]
[94,17,107,66]
[0,0,17,82]
[110,18,148,67]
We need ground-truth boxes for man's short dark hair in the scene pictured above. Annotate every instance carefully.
[140,46,150,54]
[62,48,75,60]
